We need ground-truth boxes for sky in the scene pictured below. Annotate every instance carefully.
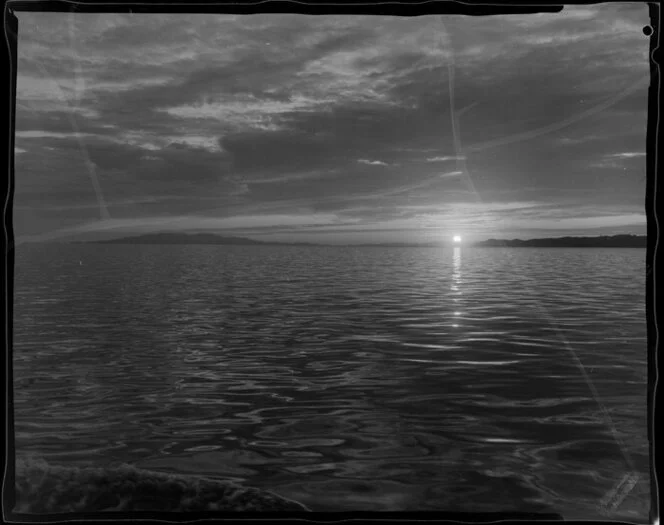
[14,4,650,245]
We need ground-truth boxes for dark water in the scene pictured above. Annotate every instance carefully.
[13,244,649,519]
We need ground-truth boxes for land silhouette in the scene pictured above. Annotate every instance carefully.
[76,232,647,248]
[474,234,646,248]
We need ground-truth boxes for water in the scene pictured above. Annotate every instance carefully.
[13,244,649,518]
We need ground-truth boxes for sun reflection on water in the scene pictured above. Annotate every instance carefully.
[451,246,462,327]
[452,245,462,295]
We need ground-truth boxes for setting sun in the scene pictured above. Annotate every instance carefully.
[453,235,462,243]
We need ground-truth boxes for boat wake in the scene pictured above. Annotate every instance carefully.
[13,456,310,513]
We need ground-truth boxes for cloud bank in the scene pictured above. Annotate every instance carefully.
[14,5,648,243]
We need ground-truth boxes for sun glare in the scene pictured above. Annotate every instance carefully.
[453,235,462,243]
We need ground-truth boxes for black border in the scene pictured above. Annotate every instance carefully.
[3,4,18,522]
[645,2,660,525]
[6,0,563,16]
[2,1,659,524]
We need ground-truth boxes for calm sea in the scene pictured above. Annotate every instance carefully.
[12,243,650,519]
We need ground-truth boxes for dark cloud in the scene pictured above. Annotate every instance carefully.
[14,6,649,243]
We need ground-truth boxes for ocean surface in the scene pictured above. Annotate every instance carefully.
[12,243,650,519]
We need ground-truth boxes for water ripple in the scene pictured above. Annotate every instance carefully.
[13,244,648,518]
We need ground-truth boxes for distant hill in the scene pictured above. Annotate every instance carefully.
[77,233,445,247]
[73,232,647,248]
[474,234,647,248]
[76,232,316,246]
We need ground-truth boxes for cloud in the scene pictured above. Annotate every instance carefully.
[16,130,95,139]
[425,156,464,162]
[243,168,340,184]
[13,7,648,242]
[63,212,349,234]
[160,94,333,133]
[510,213,646,230]
[608,152,645,159]
[590,150,647,168]
[358,159,388,166]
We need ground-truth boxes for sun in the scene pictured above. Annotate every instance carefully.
[453,235,462,243]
